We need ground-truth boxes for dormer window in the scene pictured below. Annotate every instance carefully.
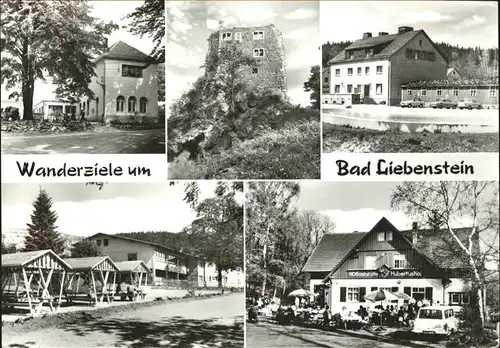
[377,231,393,242]
[253,31,264,40]
[222,32,232,41]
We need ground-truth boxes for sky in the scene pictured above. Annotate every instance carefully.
[166,1,320,109]
[1,182,237,237]
[1,0,154,106]
[321,1,498,48]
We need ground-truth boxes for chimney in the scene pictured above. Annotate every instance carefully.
[362,32,372,39]
[378,32,389,36]
[412,222,418,245]
[398,26,414,34]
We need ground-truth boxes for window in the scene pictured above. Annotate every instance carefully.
[334,85,340,93]
[490,87,497,97]
[376,66,383,74]
[437,89,442,96]
[116,96,125,112]
[377,231,392,242]
[453,87,459,96]
[412,287,425,301]
[365,255,377,269]
[253,48,265,57]
[96,239,101,247]
[376,84,382,95]
[253,31,264,40]
[252,67,258,74]
[347,287,359,302]
[470,87,477,97]
[128,96,137,112]
[347,85,353,93]
[335,69,340,77]
[450,292,470,305]
[128,253,138,261]
[357,67,362,75]
[394,254,406,269]
[347,51,354,59]
[234,32,242,42]
[324,76,329,83]
[356,85,362,94]
[139,97,148,113]
[419,39,422,46]
[421,89,427,96]
[347,68,353,76]
[222,32,232,41]
[122,64,142,78]
[365,67,370,75]
[386,231,393,241]
[103,239,109,247]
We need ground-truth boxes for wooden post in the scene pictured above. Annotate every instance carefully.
[57,271,66,310]
[22,268,33,316]
[76,274,80,293]
[13,271,19,296]
[176,258,180,281]
[90,271,97,306]
[112,272,116,298]
[98,270,109,304]
[38,267,54,312]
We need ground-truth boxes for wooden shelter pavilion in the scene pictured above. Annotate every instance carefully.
[1,250,72,316]
[63,256,120,305]
[114,260,150,300]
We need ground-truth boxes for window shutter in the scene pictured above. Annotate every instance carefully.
[391,287,398,292]
[404,287,411,296]
[340,287,346,302]
[425,287,433,302]
[359,287,366,302]
[371,287,378,292]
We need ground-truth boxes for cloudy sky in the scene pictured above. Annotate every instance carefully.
[321,1,498,48]
[1,0,154,106]
[1,182,231,237]
[166,1,319,109]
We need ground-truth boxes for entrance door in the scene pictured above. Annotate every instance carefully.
[364,84,370,97]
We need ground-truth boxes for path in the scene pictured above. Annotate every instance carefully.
[2,293,244,348]
[1,128,165,154]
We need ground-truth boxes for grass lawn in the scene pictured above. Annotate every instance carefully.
[323,123,499,153]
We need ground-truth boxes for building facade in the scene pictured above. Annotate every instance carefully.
[79,41,159,124]
[195,261,244,288]
[206,24,287,92]
[400,78,498,107]
[33,100,78,121]
[447,68,462,80]
[326,26,448,105]
[303,218,476,314]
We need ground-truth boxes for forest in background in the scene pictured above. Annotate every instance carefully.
[322,41,499,79]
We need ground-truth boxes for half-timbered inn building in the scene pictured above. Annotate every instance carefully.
[302,217,478,314]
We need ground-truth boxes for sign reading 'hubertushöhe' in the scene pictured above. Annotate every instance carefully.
[347,266,423,278]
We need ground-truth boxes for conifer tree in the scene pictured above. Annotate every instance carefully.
[24,189,65,254]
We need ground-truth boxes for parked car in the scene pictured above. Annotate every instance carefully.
[400,98,425,108]
[412,306,458,336]
[430,98,457,109]
[458,98,482,110]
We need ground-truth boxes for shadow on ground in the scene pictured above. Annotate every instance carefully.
[61,315,243,348]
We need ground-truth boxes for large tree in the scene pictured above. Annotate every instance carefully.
[70,238,101,258]
[391,181,499,328]
[303,65,320,110]
[1,0,117,120]
[1,238,17,254]
[24,188,65,254]
[184,182,243,288]
[125,0,165,63]
[245,182,301,295]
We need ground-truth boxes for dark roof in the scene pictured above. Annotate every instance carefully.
[114,260,150,273]
[302,232,367,272]
[88,233,191,258]
[302,218,475,275]
[401,78,499,88]
[95,41,157,64]
[64,256,119,272]
[2,250,71,269]
[329,30,448,65]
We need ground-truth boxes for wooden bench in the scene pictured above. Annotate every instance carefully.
[2,291,53,315]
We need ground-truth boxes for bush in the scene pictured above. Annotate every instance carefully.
[446,328,498,347]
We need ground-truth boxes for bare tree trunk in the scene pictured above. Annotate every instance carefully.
[22,39,34,121]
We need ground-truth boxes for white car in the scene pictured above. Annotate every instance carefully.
[458,99,482,110]
[412,306,458,336]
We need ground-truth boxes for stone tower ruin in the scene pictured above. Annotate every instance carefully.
[205,24,287,92]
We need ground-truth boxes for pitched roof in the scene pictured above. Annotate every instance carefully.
[328,30,447,65]
[302,217,475,275]
[63,256,119,272]
[95,41,157,64]
[2,249,71,270]
[114,260,150,273]
[89,232,191,258]
[401,78,498,88]
[302,232,367,272]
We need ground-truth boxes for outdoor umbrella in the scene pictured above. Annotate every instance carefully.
[364,289,400,302]
[391,291,413,301]
[287,288,315,298]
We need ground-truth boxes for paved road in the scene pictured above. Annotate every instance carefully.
[246,323,441,348]
[1,128,165,154]
[2,293,244,348]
